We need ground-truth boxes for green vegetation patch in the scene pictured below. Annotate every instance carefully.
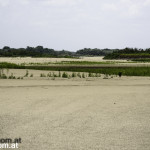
[25,65,150,76]
[0,62,25,69]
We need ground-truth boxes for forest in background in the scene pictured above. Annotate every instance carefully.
[1,46,150,60]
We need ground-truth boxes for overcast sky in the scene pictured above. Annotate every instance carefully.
[0,0,150,51]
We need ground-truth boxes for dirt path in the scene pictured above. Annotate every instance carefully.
[0,78,150,150]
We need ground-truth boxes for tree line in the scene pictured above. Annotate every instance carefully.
[104,48,150,59]
[0,46,114,57]
[1,46,150,58]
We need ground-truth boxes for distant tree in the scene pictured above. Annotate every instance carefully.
[3,46,10,50]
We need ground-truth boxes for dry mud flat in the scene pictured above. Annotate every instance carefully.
[0,76,150,150]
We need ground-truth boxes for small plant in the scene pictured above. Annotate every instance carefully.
[82,73,85,78]
[58,71,61,77]
[88,72,93,77]
[40,73,46,77]
[30,74,33,77]
[62,72,68,78]
[24,70,29,77]
[118,72,122,78]
[0,73,7,79]
[68,75,71,79]
[103,74,109,79]
[77,73,81,78]
[8,73,15,79]
[72,72,76,78]
[52,72,57,77]
[6,69,9,75]
[47,72,52,77]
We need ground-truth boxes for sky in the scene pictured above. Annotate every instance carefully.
[0,0,150,51]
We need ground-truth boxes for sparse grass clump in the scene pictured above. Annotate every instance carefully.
[103,74,109,79]
[24,70,29,77]
[8,73,16,79]
[47,72,52,77]
[88,72,94,77]
[58,71,61,77]
[0,73,7,79]
[77,73,81,78]
[30,74,33,77]
[52,72,57,77]
[72,72,76,78]
[40,73,46,77]
[82,73,85,78]
[62,72,68,78]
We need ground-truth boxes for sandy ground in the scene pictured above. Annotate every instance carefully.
[0,57,127,64]
[1,57,150,67]
[0,70,150,150]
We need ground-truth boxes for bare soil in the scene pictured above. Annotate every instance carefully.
[0,71,150,150]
